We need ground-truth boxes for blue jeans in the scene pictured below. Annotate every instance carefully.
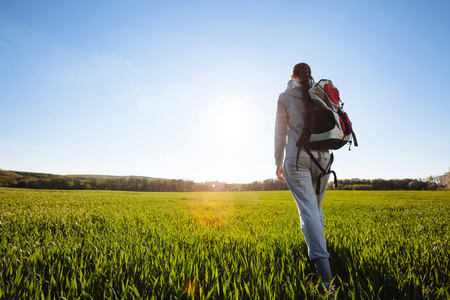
[284,150,332,279]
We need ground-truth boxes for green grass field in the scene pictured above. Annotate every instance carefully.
[1,188,449,299]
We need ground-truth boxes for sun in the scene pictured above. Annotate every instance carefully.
[206,100,255,149]
[193,96,260,182]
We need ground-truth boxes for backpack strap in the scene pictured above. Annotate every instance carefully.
[352,130,358,147]
[297,146,338,195]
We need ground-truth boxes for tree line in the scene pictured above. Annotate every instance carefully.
[326,176,445,191]
[0,170,449,192]
[0,170,288,192]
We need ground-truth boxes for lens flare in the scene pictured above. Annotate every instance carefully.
[184,277,200,296]
[187,193,236,228]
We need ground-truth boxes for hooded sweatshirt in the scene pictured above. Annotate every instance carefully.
[274,79,309,166]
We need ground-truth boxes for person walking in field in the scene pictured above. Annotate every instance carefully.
[274,62,336,297]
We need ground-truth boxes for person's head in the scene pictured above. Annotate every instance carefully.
[292,62,314,98]
[292,62,313,82]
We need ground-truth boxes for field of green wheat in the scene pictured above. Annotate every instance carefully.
[0,188,449,299]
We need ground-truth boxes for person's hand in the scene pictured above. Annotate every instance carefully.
[276,165,285,183]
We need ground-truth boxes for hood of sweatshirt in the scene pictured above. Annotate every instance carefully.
[285,79,304,99]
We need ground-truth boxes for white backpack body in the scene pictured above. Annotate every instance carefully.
[306,79,356,150]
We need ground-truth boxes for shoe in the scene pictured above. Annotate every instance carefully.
[304,274,336,299]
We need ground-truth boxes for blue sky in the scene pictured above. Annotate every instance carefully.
[1,0,449,183]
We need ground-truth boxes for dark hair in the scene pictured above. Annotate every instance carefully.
[293,63,314,101]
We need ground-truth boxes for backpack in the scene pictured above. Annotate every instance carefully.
[296,79,358,194]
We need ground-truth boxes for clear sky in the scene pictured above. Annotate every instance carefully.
[1,0,449,183]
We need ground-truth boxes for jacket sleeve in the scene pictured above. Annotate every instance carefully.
[274,97,288,166]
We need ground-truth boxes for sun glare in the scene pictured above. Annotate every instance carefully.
[194,96,260,183]
[206,100,255,152]
[187,193,236,228]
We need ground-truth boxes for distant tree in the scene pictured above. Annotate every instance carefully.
[60,178,73,190]
[442,169,450,190]
[17,180,28,188]
[352,184,372,190]
[408,180,420,190]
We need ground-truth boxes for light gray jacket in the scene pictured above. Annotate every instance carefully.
[274,79,308,166]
